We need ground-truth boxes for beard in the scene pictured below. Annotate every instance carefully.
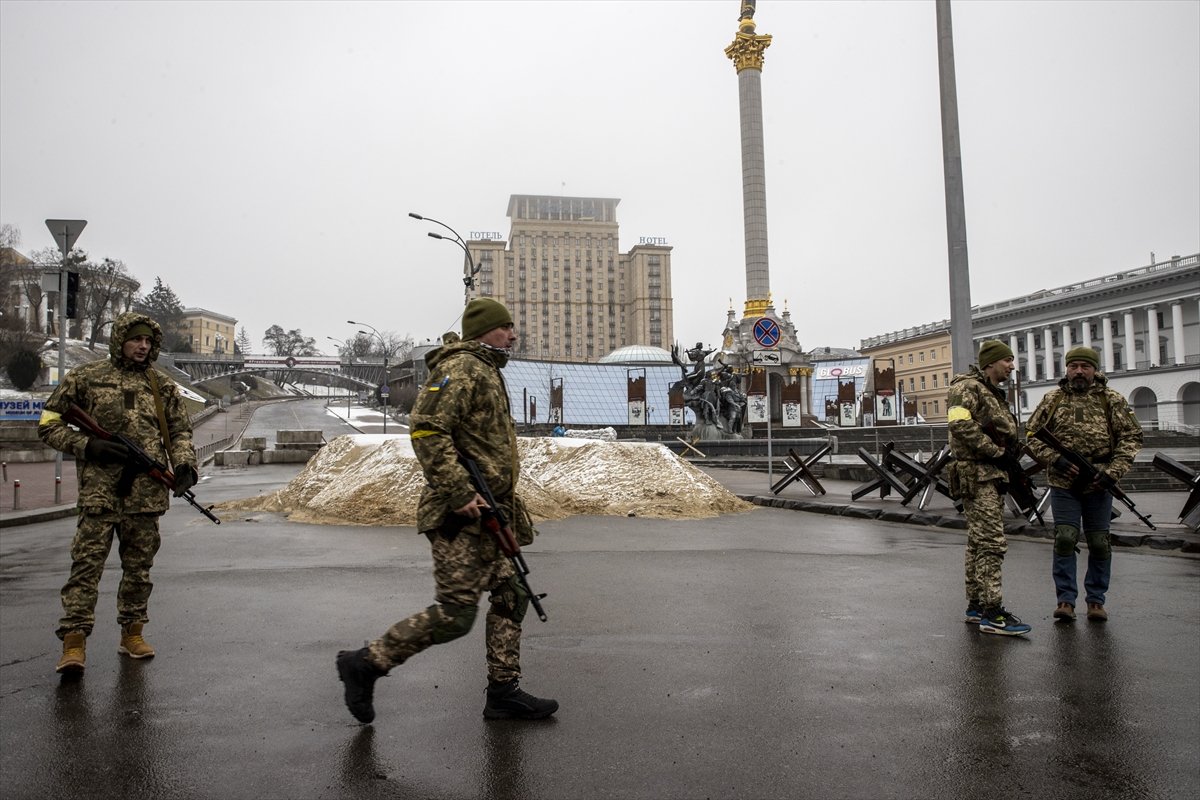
[1070,376,1090,391]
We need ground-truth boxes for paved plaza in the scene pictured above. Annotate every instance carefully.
[2,401,1197,799]
[1,473,1197,797]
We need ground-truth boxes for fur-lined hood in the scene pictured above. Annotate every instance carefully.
[109,311,163,370]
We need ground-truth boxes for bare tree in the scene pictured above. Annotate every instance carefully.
[263,325,318,356]
[80,258,139,350]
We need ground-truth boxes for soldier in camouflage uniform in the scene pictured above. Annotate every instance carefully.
[337,298,557,724]
[38,312,198,674]
[1027,346,1142,623]
[946,340,1031,636]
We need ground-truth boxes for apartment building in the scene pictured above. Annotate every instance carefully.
[465,195,673,363]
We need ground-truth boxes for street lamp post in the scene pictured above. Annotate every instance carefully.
[409,212,481,300]
[327,337,353,418]
[347,321,388,433]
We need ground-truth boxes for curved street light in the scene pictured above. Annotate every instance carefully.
[347,320,389,433]
[327,337,352,417]
[409,212,480,293]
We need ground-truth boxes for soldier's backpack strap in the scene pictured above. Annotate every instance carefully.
[146,368,174,467]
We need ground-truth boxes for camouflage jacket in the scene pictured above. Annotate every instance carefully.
[1026,373,1142,489]
[409,340,525,541]
[946,366,1018,484]
[38,312,196,514]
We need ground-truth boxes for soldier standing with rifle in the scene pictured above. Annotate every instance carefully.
[336,298,557,724]
[38,312,199,674]
[947,340,1032,636]
[1027,346,1143,623]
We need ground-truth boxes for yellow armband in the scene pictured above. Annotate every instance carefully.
[38,410,62,425]
[946,406,972,423]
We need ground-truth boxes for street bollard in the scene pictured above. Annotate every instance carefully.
[1,461,6,483]
[12,479,20,511]
[55,476,62,505]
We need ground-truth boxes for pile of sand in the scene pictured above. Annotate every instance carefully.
[220,435,751,526]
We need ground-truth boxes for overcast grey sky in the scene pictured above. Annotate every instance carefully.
[2,0,1197,355]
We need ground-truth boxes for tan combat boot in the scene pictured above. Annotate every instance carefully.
[118,623,156,659]
[56,632,86,674]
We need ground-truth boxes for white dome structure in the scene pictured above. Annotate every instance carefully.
[597,344,675,365]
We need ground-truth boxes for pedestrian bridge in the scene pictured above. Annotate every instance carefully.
[168,353,386,392]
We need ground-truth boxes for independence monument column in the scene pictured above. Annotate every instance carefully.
[725,1,772,315]
[721,1,812,426]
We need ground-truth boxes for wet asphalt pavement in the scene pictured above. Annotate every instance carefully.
[2,409,1199,799]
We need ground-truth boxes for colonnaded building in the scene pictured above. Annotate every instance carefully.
[463,195,672,363]
[862,253,1199,430]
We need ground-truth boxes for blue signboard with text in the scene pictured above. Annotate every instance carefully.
[1,397,48,421]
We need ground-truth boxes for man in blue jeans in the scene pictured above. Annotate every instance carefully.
[1027,346,1143,622]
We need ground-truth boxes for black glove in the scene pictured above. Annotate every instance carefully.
[85,438,130,464]
[1053,456,1074,473]
[172,464,198,497]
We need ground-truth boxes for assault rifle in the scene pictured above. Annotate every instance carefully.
[458,454,548,622]
[63,404,221,525]
[1031,426,1155,530]
[982,422,1044,525]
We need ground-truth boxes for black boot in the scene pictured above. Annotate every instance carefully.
[337,647,384,723]
[484,679,559,720]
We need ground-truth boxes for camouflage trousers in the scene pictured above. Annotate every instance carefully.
[57,510,162,639]
[963,480,1008,610]
[369,530,522,683]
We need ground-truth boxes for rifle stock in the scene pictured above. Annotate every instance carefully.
[458,453,548,622]
[1030,426,1155,530]
[63,404,220,525]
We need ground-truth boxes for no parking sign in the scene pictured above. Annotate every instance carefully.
[752,317,780,348]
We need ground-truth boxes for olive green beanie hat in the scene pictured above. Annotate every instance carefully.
[462,298,513,340]
[125,322,154,342]
[977,339,1014,368]
[1064,346,1100,369]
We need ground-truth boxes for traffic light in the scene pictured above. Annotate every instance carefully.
[65,271,79,319]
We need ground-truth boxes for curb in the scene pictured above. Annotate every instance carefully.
[736,494,1200,554]
[0,504,78,529]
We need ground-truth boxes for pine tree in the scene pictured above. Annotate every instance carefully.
[235,327,252,355]
[134,277,188,350]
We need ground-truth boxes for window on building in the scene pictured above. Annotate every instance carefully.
[933,399,939,413]
[909,378,915,391]
[920,376,926,389]
[919,352,925,362]
[908,354,914,364]
[921,401,928,415]
[930,349,937,360]
[932,374,938,388]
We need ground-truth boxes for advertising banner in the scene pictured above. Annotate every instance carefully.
[873,358,897,425]
[781,381,804,428]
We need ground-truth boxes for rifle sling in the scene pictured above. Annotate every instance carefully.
[147,369,173,469]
